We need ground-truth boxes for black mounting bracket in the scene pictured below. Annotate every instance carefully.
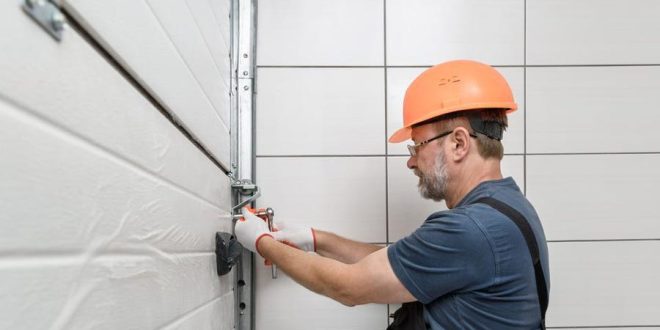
[215,232,243,276]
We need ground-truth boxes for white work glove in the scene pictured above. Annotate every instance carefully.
[234,207,273,256]
[273,221,316,252]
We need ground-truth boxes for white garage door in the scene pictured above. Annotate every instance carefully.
[0,0,235,329]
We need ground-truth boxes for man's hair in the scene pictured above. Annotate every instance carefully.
[416,109,508,160]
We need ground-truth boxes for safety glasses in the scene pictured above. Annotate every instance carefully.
[406,130,453,157]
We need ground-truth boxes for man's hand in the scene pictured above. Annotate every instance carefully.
[273,221,316,252]
[234,207,272,256]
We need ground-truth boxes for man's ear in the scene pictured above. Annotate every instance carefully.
[449,127,471,161]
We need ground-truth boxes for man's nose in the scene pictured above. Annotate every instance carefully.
[407,156,417,170]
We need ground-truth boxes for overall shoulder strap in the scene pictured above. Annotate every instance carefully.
[473,197,549,330]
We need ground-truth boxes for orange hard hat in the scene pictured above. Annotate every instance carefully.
[389,60,517,143]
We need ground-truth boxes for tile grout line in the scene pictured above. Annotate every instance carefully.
[548,238,660,243]
[257,151,660,158]
[523,0,527,195]
[384,0,390,324]
[547,326,660,329]
[256,64,660,69]
[383,0,389,247]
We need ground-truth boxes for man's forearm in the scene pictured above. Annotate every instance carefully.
[257,235,416,306]
[314,230,382,264]
[258,235,361,306]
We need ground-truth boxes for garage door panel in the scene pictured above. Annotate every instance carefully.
[161,294,234,330]
[0,254,230,330]
[185,0,232,84]
[62,0,231,168]
[0,2,227,206]
[0,97,230,254]
[207,0,232,51]
[144,0,231,118]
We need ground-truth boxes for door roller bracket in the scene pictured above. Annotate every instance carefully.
[216,232,243,276]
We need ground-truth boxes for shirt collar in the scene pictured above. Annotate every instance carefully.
[455,177,519,208]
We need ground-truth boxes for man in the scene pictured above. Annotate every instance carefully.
[236,60,550,329]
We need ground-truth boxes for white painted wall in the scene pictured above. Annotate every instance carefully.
[0,0,234,328]
[255,0,660,328]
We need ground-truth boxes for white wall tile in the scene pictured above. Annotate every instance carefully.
[527,154,660,241]
[547,241,660,327]
[256,157,386,243]
[527,0,660,65]
[527,66,660,154]
[255,267,388,330]
[257,0,384,66]
[386,0,524,66]
[256,68,385,155]
[387,67,524,155]
[387,155,524,242]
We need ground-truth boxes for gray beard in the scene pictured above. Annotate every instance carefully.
[415,152,448,202]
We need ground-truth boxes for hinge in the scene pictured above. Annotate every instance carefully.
[22,0,66,42]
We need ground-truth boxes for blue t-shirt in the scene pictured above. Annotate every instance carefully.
[388,177,549,329]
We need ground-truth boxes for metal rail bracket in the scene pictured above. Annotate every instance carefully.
[22,0,66,41]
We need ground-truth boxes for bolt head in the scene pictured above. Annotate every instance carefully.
[242,71,249,76]
[51,11,65,31]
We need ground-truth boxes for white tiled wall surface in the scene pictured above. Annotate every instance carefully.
[257,68,385,155]
[386,0,525,66]
[256,0,660,328]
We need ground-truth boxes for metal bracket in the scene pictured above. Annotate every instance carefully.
[22,0,66,42]
[231,180,261,212]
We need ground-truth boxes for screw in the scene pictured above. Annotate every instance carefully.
[51,11,65,32]
[242,71,249,76]
[243,85,249,91]
[242,53,248,58]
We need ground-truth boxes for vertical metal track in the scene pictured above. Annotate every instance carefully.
[231,0,257,329]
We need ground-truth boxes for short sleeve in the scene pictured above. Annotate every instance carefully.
[387,212,495,304]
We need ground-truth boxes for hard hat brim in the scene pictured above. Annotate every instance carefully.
[388,127,411,143]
